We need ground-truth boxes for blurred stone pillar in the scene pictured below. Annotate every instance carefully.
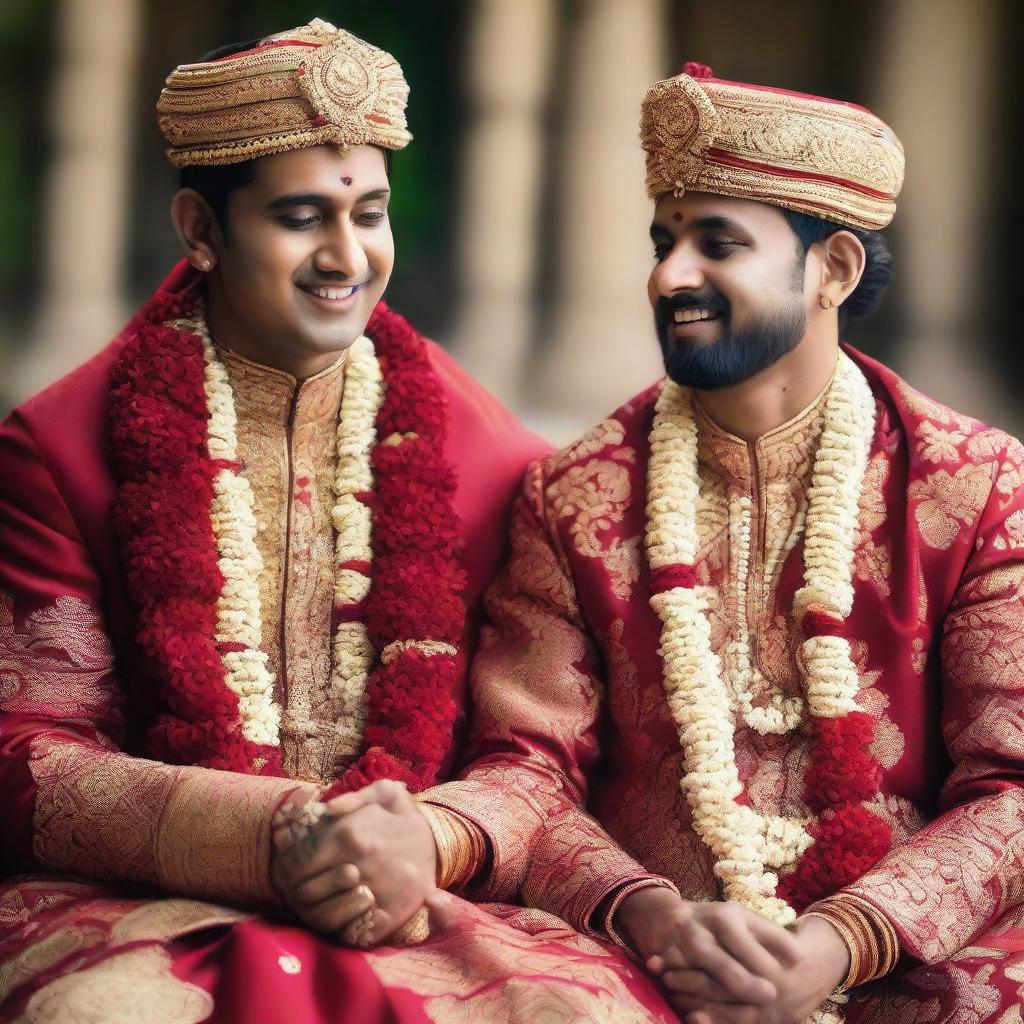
[532,0,666,440]
[878,0,1003,422]
[449,0,555,406]
[13,0,140,400]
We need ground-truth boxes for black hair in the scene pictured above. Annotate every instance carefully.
[781,210,893,328]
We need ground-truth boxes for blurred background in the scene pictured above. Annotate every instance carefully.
[0,0,1019,444]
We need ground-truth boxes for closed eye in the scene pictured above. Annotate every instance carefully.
[278,213,321,230]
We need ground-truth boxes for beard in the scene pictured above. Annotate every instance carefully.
[655,289,807,391]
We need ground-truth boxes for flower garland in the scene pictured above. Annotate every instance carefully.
[111,281,465,793]
[645,352,891,924]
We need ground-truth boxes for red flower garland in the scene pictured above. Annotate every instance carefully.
[323,303,466,798]
[775,621,891,912]
[111,281,465,792]
[777,709,891,912]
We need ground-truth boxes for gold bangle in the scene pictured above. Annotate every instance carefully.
[417,801,486,891]
[391,906,431,945]
[803,894,899,991]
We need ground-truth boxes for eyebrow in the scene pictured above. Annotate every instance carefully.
[267,188,391,210]
[649,215,744,239]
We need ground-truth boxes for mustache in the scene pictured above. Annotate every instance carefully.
[655,291,730,322]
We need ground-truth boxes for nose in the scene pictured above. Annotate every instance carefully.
[651,241,706,298]
[314,217,369,281]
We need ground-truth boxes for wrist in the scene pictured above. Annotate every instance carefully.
[801,895,900,992]
[612,883,684,956]
[795,915,850,994]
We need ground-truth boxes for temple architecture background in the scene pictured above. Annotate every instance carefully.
[0,0,1017,443]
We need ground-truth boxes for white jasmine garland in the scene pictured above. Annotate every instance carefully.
[646,352,877,924]
[329,335,385,757]
[195,319,386,754]
[200,327,280,745]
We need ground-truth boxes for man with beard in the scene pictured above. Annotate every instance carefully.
[348,63,1024,1022]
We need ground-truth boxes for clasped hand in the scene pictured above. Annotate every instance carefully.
[270,780,437,947]
[616,887,849,1024]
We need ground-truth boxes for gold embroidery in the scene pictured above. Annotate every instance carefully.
[916,422,968,464]
[854,454,892,597]
[154,767,300,905]
[600,620,717,899]
[546,456,640,602]
[0,879,246,1004]
[0,595,120,737]
[896,380,976,433]
[220,347,353,784]
[968,430,1015,461]
[30,735,301,905]
[0,925,107,1005]
[545,418,628,477]
[30,739,174,885]
[908,465,993,550]
[18,946,212,1024]
[366,894,671,1024]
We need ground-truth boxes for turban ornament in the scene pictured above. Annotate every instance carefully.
[640,62,904,230]
[157,19,411,168]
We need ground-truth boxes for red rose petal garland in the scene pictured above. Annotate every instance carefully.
[322,302,466,797]
[111,286,465,792]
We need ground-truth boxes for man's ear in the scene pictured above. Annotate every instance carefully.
[170,188,224,272]
[817,230,866,310]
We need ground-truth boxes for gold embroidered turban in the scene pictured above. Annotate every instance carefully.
[640,63,904,230]
[157,19,411,168]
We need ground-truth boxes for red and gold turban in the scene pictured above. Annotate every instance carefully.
[157,19,411,168]
[640,63,904,230]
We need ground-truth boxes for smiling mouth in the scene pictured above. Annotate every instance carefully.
[297,283,362,300]
[673,308,722,323]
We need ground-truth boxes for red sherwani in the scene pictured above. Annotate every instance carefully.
[0,264,680,1023]
[432,346,1024,1021]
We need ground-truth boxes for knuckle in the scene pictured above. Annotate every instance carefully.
[336,863,359,886]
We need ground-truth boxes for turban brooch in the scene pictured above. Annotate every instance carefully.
[640,63,904,230]
[157,19,411,168]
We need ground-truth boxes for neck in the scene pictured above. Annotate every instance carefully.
[205,287,345,381]
[692,332,839,442]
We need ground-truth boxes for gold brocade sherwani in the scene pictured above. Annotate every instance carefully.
[430,346,1024,1020]
[222,347,355,784]
[3,270,689,1023]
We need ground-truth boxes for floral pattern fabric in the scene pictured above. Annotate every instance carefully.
[435,346,1024,1019]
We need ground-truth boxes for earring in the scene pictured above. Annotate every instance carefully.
[819,294,833,310]
[195,254,212,272]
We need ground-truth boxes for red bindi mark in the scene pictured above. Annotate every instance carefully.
[341,176,353,186]
[672,212,683,222]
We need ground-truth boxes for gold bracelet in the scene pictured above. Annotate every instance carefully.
[842,893,900,981]
[803,895,899,991]
[417,801,486,890]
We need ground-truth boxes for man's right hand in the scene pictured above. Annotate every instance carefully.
[614,886,802,1011]
[270,791,377,937]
